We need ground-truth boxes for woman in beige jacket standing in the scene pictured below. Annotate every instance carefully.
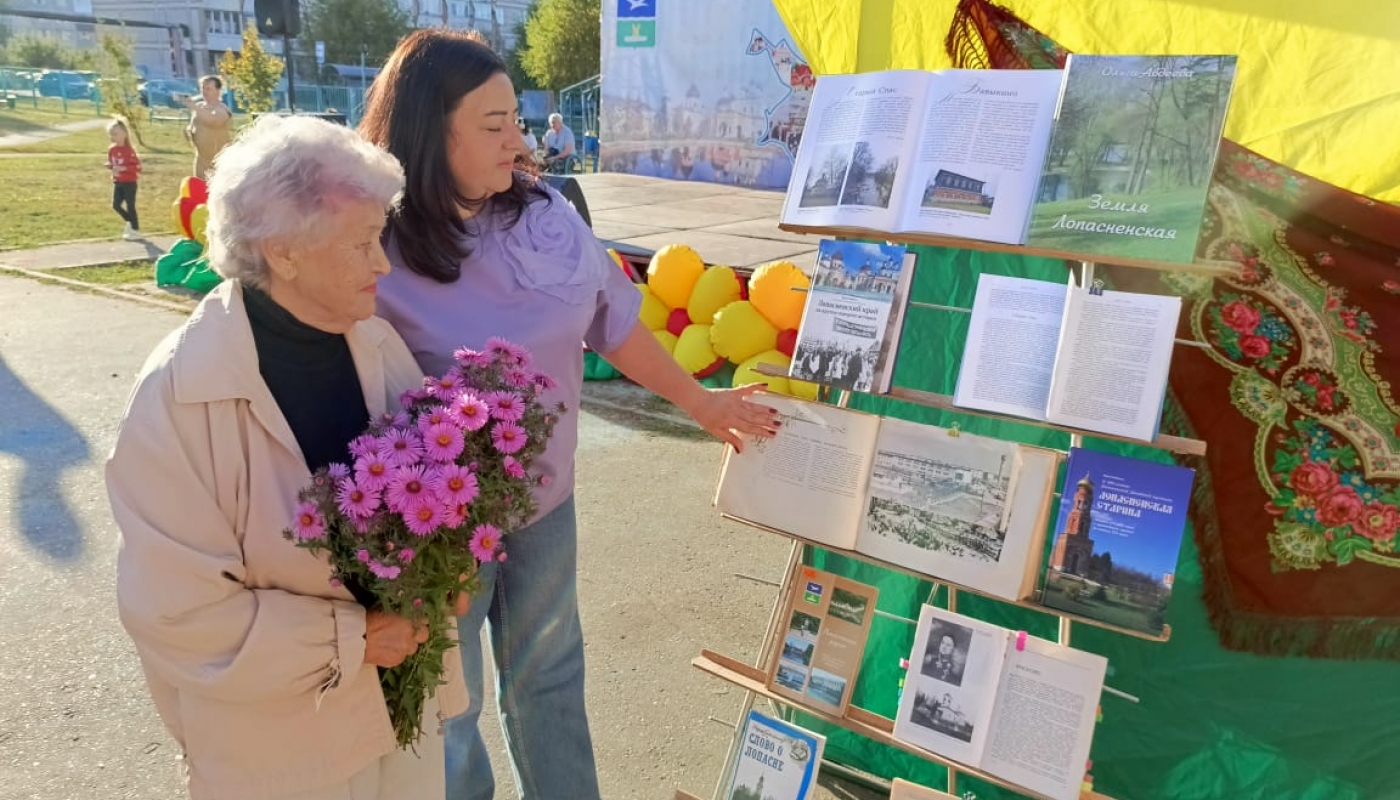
[106,115,467,800]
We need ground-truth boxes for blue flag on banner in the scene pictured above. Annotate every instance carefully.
[617,0,655,18]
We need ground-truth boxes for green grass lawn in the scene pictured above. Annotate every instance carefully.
[54,259,154,285]
[1027,187,1207,262]
[0,150,187,248]
[3,115,194,155]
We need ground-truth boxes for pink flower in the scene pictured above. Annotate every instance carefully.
[497,551,508,563]
[427,370,465,402]
[485,390,526,422]
[503,455,526,480]
[368,559,401,580]
[385,464,430,512]
[532,372,558,393]
[403,499,443,537]
[1289,462,1339,497]
[430,463,480,505]
[504,368,534,390]
[491,422,528,454]
[356,548,371,563]
[326,462,350,481]
[379,410,411,429]
[378,428,425,468]
[447,392,492,432]
[1220,300,1260,333]
[1356,502,1400,542]
[354,452,393,492]
[453,346,483,367]
[416,406,454,433]
[292,502,326,541]
[442,502,470,529]
[348,434,379,459]
[1317,487,1365,529]
[1239,334,1271,359]
[397,547,416,563]
[486,336,530,368]
[539,474,553,488]
[399,388,432,406]
[470,524,502,561]
[335,477,380,519]
[423,423,466,462]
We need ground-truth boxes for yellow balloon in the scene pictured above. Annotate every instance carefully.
[646,244,706,310]
[170,199,185,233]
[788,377,820,401]
[733,349,792,394]
[190,204,210,247]
[179,175,196,199]
[747,260,811,331]
[673,324,722,376]
[651,328,679,354]
[687,265,742,325]
[710,300,779,364]
[637,284,671,331]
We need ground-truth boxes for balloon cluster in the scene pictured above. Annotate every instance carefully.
[171,176,210,245]
[638,244,818,398]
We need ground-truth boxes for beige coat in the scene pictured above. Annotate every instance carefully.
[107,281,467,800]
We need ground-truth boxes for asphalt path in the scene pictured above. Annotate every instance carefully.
[0,273,880,800]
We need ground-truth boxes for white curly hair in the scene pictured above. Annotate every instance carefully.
[204,114,404,289]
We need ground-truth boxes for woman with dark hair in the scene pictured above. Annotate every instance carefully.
[360,28,779,800]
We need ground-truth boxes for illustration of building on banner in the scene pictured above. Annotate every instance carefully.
[599,0,811,189]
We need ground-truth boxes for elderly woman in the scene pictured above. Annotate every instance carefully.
[106,115,466,800]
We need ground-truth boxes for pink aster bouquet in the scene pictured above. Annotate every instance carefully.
[283,337,560,748]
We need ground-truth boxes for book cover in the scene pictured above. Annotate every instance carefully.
[789,239,915,394]
[1040,448,1196,635]
[1027,55,1238,263]
[889,779,958,800]
[768,565,878,716]
[724,711,826,800]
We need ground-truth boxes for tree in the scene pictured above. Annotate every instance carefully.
[302,0,410,66]
[505,14,538,92]
[220,25,284,115]
[97,33,147,145]
[8,35,87,69]
[520,0,600,90]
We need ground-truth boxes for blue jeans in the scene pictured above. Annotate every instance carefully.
[445,496,600,800]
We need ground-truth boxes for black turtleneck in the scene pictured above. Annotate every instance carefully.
[243,286,369,472]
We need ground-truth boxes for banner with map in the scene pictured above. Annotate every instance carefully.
[599,0,812,190]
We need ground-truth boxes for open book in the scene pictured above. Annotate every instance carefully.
[781,68,1065,245]
[723,711,826,800]
[766,564,878,716]
[788,239,917,394]
[715,395,1061,601]
[953,273,1182,442]
[894,606,1107,800]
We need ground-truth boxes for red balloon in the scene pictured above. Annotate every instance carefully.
[775,328,799,358]
[665,307,692,338]
[186,176,209,206]
[694,356,727,379]
[178,196,201,239]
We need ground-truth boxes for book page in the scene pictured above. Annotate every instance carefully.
[981,636,1107,800]
[854,420,1055,600]
[724,711,827,800]
[1045,288,1183,441]
[893,606,1008,767]
[769,566,879,716]
[897,69,1064,244]
[714,395,880,549]
[781,70,930,233]
[953,274,1067,421]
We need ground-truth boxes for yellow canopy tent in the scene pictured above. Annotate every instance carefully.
[772,0,1400,201]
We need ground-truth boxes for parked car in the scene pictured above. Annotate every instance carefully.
[138,78,200,108]
[37,71,96,99]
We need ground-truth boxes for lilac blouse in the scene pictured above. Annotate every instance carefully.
[376,185,643,521]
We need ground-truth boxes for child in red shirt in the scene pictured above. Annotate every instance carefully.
[106,118,142,240]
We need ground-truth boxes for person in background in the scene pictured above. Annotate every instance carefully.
[359,29,780,800]
[105,117,142,241]
[541,111,575,172]
[181,75,233,179]
[106,114,468,800]
[517,118,538,162]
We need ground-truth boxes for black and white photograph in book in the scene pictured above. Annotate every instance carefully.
[838,140,900,208]
[862,437,1013,562]
[919,618,973,686]
[921,166,999,215]
[828,586,871,625]
[775,662,810,692]
[907,685,976,743]
[799,143,852,208]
